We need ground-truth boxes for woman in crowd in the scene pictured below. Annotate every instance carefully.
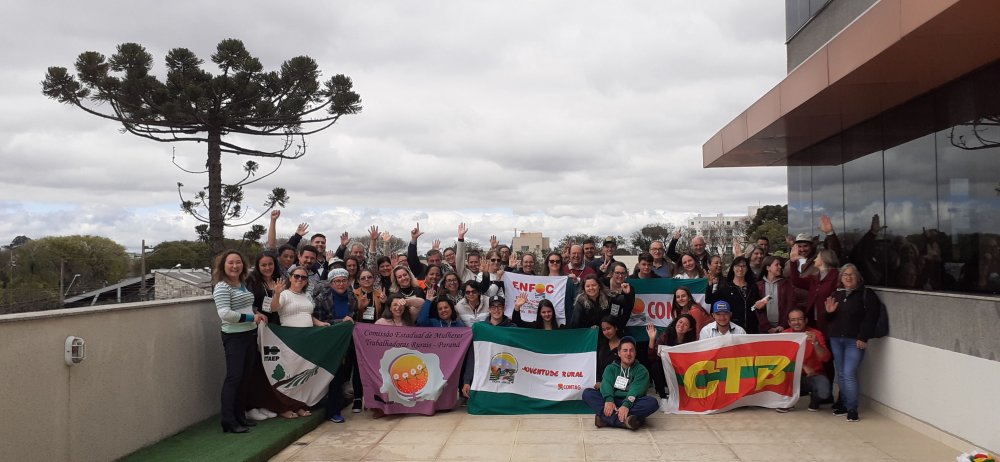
[645,313,698,398]
[707,256,765,334]
[312,268,360,422]
[375,256,393,295]
[791,248,840,332]
[512,295,560,330]
[516,253,537,275]
[417,293,465,328]
[439,271,463,306]
[570,275,633,329]
[213,250,267,433]
[419,264,443,293]
[246,253,281,325]
[353,269,384,324]
[707,255,724,283]
[669,285,712,336]
[543,251,565,276]
[757,255,795,333]
[390,265,425,299]
[455,280,490,325]
[673,254,706,279]
[269,266,324,419]
[375,295,416,326]
[344,256,362,290]
[824,263,881,422]
[595,315,623,385]
[606,262,630,294]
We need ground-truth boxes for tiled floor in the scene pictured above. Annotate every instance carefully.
[269,402,960,461]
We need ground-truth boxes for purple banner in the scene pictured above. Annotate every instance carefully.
[353,324,473,415]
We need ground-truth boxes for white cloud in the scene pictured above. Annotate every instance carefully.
[0,0,788,252]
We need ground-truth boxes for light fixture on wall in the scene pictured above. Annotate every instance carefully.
[65,336,86,366]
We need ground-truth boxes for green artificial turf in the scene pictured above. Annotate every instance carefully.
[119,413,324,462]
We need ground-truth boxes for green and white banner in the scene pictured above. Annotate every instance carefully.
[258,322,354,406]
[468,323,597,415]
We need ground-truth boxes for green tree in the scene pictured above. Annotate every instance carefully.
[747,205,788,239]
[9,235,129,300]
[629,223,675,253]
[754,220,790,255]
[42,39,362,254]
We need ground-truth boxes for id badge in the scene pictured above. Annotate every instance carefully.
[610,303,620,317]
[614,375,629,391]
[363,306,375,321]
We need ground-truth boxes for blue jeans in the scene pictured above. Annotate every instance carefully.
[581,388,659,428]
[802,374,831,400]
[829,336,865,412]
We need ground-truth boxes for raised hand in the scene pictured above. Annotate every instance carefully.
[274,277,288,294]
[325,250,335,261]
[340,231,350,247]
[368,225,379,241]
[515,293,528,310]
[381,231,392,243]
[270,209,280,221]
[645,323,657,340]
[620,282,631,294]
[432,239,441,250]
[509,253,519,268]
[425,286,437,300]
[674,228,682,240]
[490,235,498,249]
[819,214,834,234]
[824,296,838,313]
[458,223,468,240]
[296,223,309,236]
[411,223,424,242]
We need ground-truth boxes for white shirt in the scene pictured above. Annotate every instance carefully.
[700,321,746,339]
[277,290,315,328]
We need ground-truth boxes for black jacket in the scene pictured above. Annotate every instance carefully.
[825,286,881,342]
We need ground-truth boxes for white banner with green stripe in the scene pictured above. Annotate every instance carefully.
[468,323,597,414]
[258,322,354,406]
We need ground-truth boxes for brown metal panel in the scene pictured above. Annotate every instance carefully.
[780,47,830,114]
[827,0,901,85]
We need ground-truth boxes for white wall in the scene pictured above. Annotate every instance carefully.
[0,297,223,462]
[861,337,1000,453]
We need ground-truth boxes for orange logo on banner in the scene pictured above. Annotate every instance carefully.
[668,341,798,412]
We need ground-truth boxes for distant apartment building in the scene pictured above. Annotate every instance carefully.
[684,206,758,256]
[510,231,550,255]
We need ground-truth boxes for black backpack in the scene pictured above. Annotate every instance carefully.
[864,288,889,339]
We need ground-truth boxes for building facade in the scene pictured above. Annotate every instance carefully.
[684,206,758,256]
[704,0,1000,452]
[510,231,550,256]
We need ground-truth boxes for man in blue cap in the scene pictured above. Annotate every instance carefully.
[699,300,747,338]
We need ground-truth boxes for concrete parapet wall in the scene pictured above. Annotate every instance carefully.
[0,297,223,462]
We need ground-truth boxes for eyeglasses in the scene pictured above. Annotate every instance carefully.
[489,258,500,262]
[332,279,348,284]
[359,275,374,280]
[613,271,628,276]
[548,259,562,264]
[291,274,309,281]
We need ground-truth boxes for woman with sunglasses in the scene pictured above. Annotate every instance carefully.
[269,267,326,419]
[455,280,491,325]
[543,251,578,313]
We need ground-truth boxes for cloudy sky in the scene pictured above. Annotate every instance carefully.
[1,1,787,253]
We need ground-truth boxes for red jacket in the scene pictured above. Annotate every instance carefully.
[755,277,796,333]
[789,264,839,332]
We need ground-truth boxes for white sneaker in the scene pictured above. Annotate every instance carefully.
[246,408,269,421]
[259,408,277,418]
[659,398,670,410]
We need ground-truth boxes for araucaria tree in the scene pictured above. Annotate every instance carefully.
[42,39,362,253]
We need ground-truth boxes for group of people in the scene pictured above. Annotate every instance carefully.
[212,211,882,433]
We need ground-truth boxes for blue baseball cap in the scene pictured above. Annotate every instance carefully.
[712,300,732,314]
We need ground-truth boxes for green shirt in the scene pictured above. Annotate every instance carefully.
[599,360,650,408]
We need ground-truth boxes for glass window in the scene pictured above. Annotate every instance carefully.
[787,165,811,237]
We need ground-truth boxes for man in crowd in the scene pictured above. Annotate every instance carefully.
[777,307,831,412]
[582,238,599,266]
[649,240,675,278]
[288,245,322,296]
[589,236,619,278]
[582,337,659,430]
[456,223,485,284]
[667,229,711,271]
[565,244,596,282]
[699,301,747,338]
